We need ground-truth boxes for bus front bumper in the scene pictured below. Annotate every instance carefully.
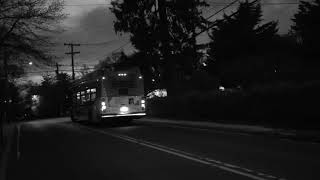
[101,112,146,118]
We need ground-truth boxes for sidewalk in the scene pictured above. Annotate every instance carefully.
[135,117,320,143]
[0,123,17,180]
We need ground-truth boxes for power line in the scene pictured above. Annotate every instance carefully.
[205,0,240,20]
[191,0,261,40]
[79,39,118,46]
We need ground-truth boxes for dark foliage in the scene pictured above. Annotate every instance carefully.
[110,0,209,93]
[0,79,24,122]
[291,0,320,58]
[207,0,279,88]
[37,73,72,118]
[147,81,320,130]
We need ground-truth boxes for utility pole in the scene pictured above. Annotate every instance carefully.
[64,43,80,80]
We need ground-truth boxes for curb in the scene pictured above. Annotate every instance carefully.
[135,117,320,143]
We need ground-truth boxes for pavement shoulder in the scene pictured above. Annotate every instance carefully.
[135,117,320,143]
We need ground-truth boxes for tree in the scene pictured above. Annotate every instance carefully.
[207,0,278,87]
[79,64,91,77]
[94,51,127,71]
[110,0,209,94]
[291,0,320,58]
[37,73,72,117]
[0,0,65,63]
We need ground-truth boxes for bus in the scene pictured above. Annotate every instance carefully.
[70,66,146,123]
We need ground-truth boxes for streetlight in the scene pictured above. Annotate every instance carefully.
[28,61,33,66]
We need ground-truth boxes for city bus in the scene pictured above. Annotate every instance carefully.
[70,66,146,123]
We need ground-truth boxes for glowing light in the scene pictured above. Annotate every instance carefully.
[28,61,33,66]
[118,73,127,77]
[152,79,155,82]
[101,106,106,111]
[120,106,129,113]
[101,102,106,111]
[31,95,40,104]
[139,75,143,79]
[219,86,225,91]
[102,76,106,80]
[146,89,167,99]
[141,99,146,109]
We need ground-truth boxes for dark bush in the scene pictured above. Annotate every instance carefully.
[146,81,320,130]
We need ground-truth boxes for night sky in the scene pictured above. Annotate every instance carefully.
[25,0,301,83]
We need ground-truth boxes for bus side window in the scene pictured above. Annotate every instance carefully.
[77,92,81,104]
[86,89,91,102]
[90,88,96,101]
[81,91,86,103]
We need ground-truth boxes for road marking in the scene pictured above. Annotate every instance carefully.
[73,123,286,180]
[164,124,252,136]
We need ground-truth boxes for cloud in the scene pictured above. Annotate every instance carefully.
[51,6,132,67]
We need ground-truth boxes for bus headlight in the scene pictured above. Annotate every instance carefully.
[101,102,106,111]
[120,106,129,113]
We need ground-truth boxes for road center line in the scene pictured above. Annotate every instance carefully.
[73,123,286,180]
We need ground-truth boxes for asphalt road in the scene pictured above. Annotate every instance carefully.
[6,118,320,180]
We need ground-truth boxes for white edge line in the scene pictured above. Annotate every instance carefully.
[75,124,275,180]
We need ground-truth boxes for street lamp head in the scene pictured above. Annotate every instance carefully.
[28,61,33,66]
